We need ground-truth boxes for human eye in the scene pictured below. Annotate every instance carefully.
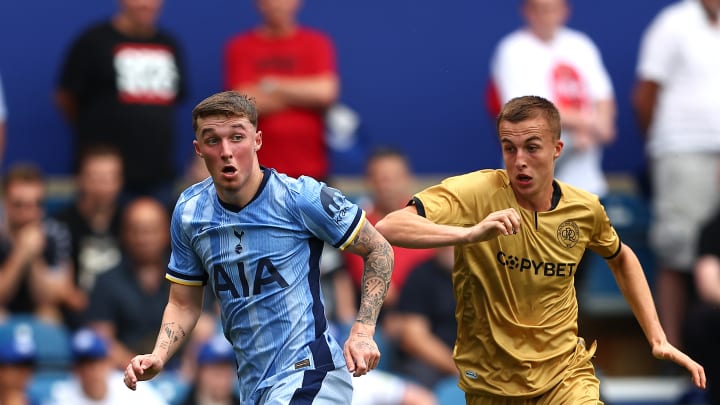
[205,137,219,145]
[231,133,245,142]
[527,144,539,152]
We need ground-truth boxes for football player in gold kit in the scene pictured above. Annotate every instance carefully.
[376,95,706,404]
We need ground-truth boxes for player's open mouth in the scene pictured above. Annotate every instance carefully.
[516,174,532,184]
[222,166,237,175]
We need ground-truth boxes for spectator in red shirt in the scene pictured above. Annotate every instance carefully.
[223,0,339,181]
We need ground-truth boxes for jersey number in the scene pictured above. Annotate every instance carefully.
[213,258,289,298]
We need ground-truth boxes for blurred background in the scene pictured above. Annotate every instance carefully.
[0,0,671,179]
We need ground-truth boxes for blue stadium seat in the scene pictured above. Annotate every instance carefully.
[27,370,72,405]
[1,314,72,370]
[32,321,73,370]
[580,193,656,316]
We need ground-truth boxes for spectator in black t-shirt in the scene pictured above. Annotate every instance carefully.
[54,0,187,209]
[393,245,458,389]
[84,196,172,370]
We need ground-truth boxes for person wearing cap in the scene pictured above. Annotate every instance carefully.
[179,334,239,405]
[47,328,167,405]
[0,319,36,405]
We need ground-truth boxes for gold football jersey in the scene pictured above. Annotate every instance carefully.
[413,169,620,397]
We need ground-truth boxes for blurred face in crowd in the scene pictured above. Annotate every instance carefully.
[3,180,45,230]
[256,0,302,30]
[522,0,568,41]
[118,0,164,31]
[76,358,111,401]
[365,154,413,215]
[78,154,123,208]
[197,362,237,402]
[0,363,33,396]
[122,198,169,264]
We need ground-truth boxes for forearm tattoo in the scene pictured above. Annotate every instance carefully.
[158,322,187,356]
[352,224,393,325]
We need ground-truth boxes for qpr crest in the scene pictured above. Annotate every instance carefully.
[556,220,579,248]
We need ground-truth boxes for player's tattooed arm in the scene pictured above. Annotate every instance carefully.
[345,221,394,325]
[157,322,187,356]
[150,283,203,365]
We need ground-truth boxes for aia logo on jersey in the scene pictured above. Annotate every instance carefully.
[320,185,349,225]
[233,228,245,254]
[556,220,579,248]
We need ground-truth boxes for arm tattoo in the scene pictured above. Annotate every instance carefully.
[158,322,187,355]
[351,223,393,325]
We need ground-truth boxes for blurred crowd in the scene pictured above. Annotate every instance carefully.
[2,0,720,404]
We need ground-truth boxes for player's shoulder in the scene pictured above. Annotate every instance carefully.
[256,169,321,210]
[443,169,508,189]
[556,179,602,205]
[285,173,336,205]
[175,177,216,210]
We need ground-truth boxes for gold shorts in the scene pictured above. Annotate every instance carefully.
[465,339,603,405]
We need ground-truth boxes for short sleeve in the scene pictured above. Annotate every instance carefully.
[587,199,622,259]
[57,29,94,95]
[308,31,337,74]
[414,175,482,227]
[295,177,365,251]
[636,9,680,83]
[582,37,614,100]
[223,34,258,90]
[167,204,207,286]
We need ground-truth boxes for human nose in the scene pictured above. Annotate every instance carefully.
[514,149,528,168]
[219,139,232,159]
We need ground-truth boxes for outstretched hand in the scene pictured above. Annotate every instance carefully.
[466,208,521,243]
[124,353,164,391]
[343,322,380,377]
[652,341,706,389]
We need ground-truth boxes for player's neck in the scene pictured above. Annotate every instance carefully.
[514,184,555,212]
[216,167,265,209]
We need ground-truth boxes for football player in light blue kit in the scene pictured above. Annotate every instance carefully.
[123,91,394,404]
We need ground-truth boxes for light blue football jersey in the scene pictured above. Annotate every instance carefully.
[167,168,365,403]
